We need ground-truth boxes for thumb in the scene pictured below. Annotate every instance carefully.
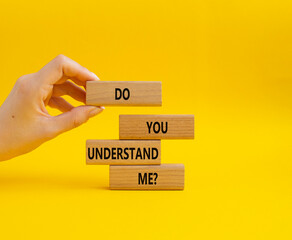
[51,106,104,136]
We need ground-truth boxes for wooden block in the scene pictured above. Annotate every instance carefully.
[86,81,162,106]
[86,140,161,165]
[110,164,184,190]
[119,115,194,139]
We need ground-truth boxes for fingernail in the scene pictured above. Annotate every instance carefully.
[88,107,102,118]
[91,72,100,80]
[100,106,105,110]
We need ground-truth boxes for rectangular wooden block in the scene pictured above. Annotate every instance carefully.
[86,140,161,165]
[86,81,162,106]
[119,115,194,139]
[110,164,184,190]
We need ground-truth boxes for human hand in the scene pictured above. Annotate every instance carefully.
[0,55,104,161]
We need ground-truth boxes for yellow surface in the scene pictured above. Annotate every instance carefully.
[0,0,291,239]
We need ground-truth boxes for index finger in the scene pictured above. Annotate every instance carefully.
[37,54,99,85]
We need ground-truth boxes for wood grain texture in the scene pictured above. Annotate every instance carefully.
[119,115,194,139]
[86,81,162,106]
[86,140,161,165]
[110,164,184,190]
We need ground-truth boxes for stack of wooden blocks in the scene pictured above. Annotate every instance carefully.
[85,81,194,190]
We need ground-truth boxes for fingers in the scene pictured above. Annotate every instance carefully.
[52,81,86,103]
[49,106,104,136]
[48,96,74,112]
[37,54,99,86]
[37,54,104,138]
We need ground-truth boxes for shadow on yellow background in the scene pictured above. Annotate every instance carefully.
[0,0,291,239]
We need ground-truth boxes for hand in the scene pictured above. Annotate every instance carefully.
[0,55,104,161]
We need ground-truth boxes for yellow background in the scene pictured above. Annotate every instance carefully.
[0,0,291,239]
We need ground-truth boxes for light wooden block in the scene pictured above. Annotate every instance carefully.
[119,115,194,139]
[110,164,184,190]
[86,81,162,106]
[86,140,161,165]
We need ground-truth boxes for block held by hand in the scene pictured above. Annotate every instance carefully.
[86,81,162,106]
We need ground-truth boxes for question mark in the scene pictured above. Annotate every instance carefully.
[154,173,158,185]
